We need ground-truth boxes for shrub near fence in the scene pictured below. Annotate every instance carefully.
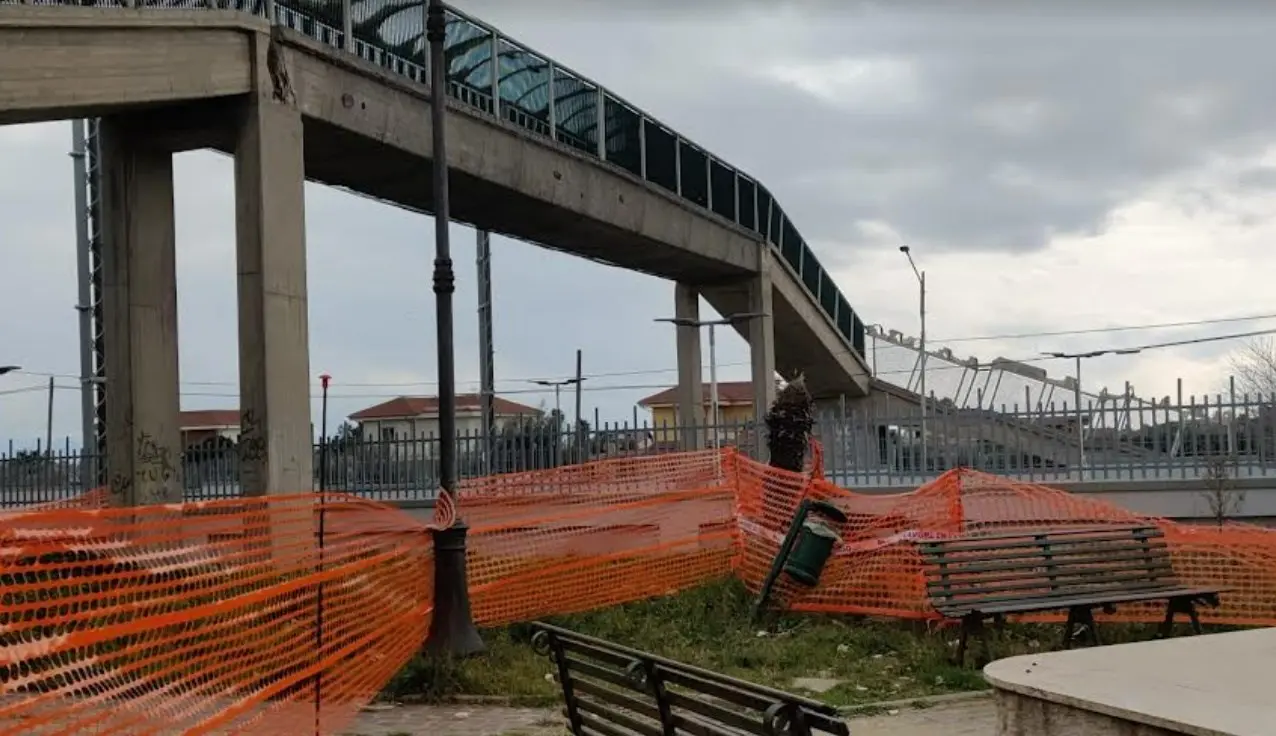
[2,446,1276,734]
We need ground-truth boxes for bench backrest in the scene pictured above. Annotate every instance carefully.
[531,622,849,736]
[919,524,1176,615]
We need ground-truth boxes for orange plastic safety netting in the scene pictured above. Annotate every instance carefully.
[4,445,1276,734]
[734,456,1276,626]
[459,449,739,626]
[0,492,438,735]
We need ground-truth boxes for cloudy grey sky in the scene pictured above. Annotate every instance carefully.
[3,1,1276,446]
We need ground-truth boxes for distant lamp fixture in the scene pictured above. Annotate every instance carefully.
[0,365,20,376]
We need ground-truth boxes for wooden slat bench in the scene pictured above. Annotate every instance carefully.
[531,622,849,736]
[918,524,1221,666]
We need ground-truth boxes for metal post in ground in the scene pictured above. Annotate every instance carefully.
[314,372,332,733]
[424,0,484,658]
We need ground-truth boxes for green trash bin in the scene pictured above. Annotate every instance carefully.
[782,519,842,586]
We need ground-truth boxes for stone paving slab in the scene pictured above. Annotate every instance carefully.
[343,696,998,736]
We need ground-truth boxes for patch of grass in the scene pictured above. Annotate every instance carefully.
[387,578,1233,708]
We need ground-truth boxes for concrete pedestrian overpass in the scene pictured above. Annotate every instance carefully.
[0,3,873,503]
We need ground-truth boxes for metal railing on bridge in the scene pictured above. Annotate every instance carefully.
[5,387,1274,506]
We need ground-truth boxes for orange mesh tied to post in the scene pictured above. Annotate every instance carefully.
[5,446,1276,734]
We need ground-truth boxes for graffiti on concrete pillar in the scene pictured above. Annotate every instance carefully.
[134,431,176,486]
[239,409,268,464]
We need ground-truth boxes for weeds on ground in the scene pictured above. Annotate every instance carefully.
[385,578,1230,708]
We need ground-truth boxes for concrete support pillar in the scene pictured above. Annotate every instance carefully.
[234,96,313,495]
[99,117,183,506]
[674,283,705,450]
[749,258,777,461]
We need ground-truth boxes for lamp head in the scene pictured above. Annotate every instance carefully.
[899,245,910,254]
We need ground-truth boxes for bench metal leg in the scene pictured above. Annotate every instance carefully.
[954,615,986,667]
[1062,606,1100,650]
[1159,597,1204,638]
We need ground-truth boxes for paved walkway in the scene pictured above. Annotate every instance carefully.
[848,695,995,736]
[343,695,997,735]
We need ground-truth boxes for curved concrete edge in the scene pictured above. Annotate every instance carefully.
[984,651,1227,736]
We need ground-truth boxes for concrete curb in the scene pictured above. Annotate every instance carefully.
[838,688,992,716]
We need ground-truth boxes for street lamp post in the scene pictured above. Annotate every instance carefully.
[899,246,927,473]
[318,374,332,493]
[531,377,584,425]
[532,375,585,464]
[424,0,484,658]
[654,313,765,451]
[1042,348,1142,477]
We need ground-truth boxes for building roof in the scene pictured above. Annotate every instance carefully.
[349,394,541,421]
[637,381,755,408]
[179,409,241,430]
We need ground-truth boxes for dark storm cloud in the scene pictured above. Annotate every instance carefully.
[453,1,1276,260]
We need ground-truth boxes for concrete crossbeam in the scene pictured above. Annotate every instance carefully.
[0,8,255,125]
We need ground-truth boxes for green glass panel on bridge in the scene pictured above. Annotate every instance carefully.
[552,69,598,155]
[800,241,820,294]
[443,11,493,111]
[496,38,550,136]
[737,177,757,233]
[604,95,642,177]
[678,140,709,208]
[755,187,773,240]
[837,294,854,340]
[820,271,838,319]
[642,120,678,194]
[709,160,736,222]
[783,219,803,276]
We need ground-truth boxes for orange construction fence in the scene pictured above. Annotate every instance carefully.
[0,447,1274,733]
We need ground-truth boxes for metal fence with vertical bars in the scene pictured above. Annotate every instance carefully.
[5,385,1274,506]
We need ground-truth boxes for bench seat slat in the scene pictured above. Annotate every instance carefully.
[572,677,663,724]
[919,529,1162,557]
[926,558,1175,586]
[565,656,646,692]
[928,562,1176,591]
[923,548,1171,578]
[574,700,663,736]
[919,525,1160,544]
[936,578,1180,608]
[922,539,1170,566]
[664,689,769,735]
[568,709,630,736]
[937,585,1220,617]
